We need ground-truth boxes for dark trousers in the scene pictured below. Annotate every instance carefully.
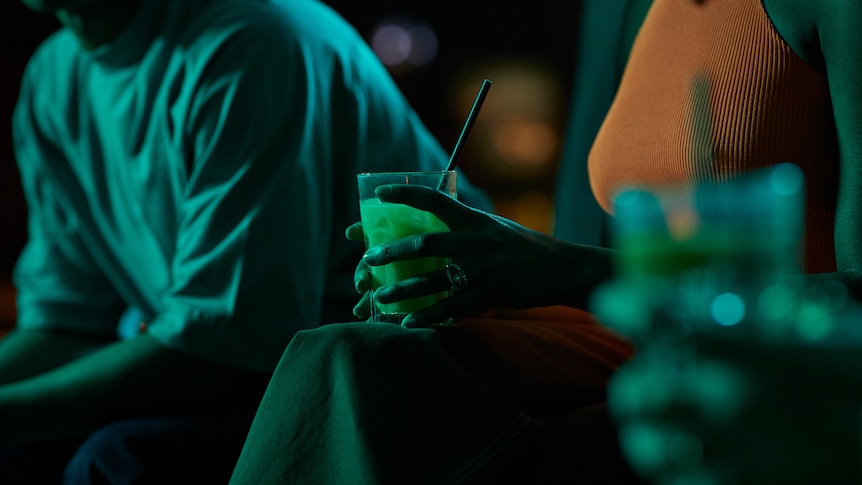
[0,407,258,484]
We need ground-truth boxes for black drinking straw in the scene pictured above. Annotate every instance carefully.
[438,79,492,191]
[446,79,492,172]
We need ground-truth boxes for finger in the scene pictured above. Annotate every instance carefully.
[373,268,453,304]
[345,221,364,241]
[401,289,477,328]
[354,261,371,293]
[374,184,486,231]
[353,291,371,319]
[363,232,477,265]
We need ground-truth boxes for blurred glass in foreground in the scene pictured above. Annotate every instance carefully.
[592,163,862,484]
[598,163,806,342]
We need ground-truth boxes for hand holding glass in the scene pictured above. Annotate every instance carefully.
[357,170,456,324]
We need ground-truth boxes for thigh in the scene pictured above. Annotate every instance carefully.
[64,407,259,485]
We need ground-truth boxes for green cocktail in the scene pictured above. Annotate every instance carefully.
[357,170,456,324]
[360,199,451,317]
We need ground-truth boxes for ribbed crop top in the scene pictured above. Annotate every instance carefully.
[588,0,839,273]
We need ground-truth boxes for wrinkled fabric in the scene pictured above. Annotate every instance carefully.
[230,307,634,484]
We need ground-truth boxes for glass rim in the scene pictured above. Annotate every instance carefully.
[357,170,455,177]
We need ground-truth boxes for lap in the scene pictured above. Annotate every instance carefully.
[233,310,635,484]
[236,321,536,484]
[291,308,635,417]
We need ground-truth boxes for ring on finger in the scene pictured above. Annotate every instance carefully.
[444,263,468,292]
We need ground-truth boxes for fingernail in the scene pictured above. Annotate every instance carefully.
[363,247,382,264]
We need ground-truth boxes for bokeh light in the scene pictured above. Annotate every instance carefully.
[795,300,833,341]
[371,24,412,66]
[770,162,805,196]
[370,16,438,70]
[449,61,563,181]
[710,292,746,326]
[490,115,557,167]
[445,61,565,232]
[756,284,794,322]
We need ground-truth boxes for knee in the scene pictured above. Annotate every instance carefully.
[282,322,434,373]
[281,323,376,373]
[287,322,381,359]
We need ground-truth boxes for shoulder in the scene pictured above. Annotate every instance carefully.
[21,28,80,88]
[762,0,822,68]
[176,0,364,59]
[167,0,379,93]
[16,28,82,135]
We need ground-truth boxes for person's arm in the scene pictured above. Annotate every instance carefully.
[0,329,113,384]
[765,0,862,299]
[812,0,862,299]
[3,4,312,448]
[0,331,268,447]
[349,185,617,327]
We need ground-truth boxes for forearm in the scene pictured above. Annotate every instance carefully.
[0,329,115,384]
[0,333,269,447]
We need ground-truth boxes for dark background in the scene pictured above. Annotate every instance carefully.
[0,1,585,323]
